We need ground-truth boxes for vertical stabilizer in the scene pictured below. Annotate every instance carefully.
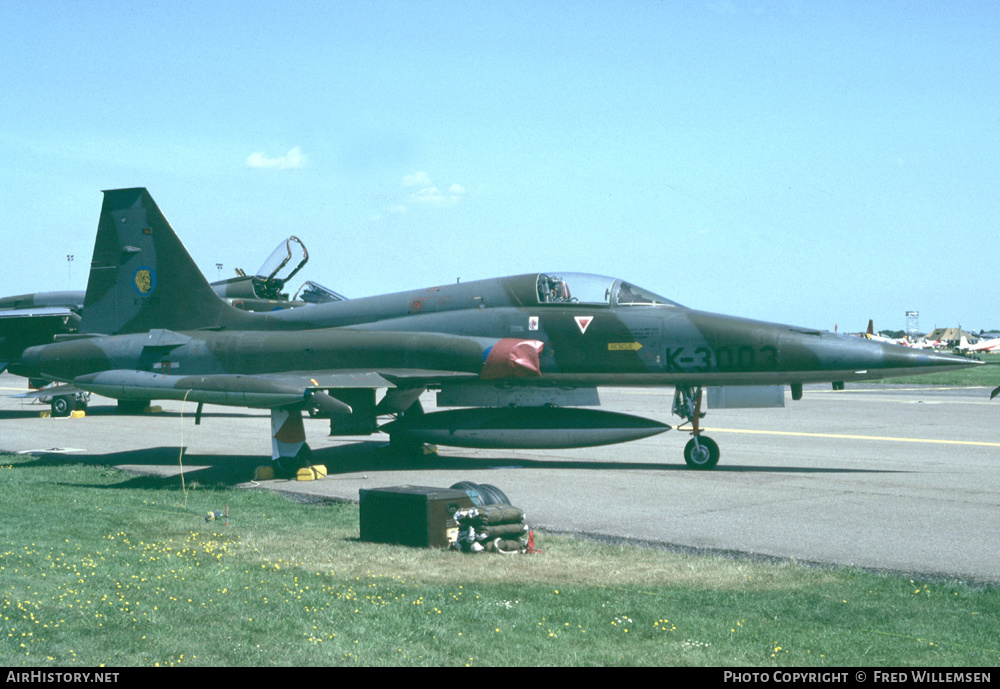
[80,188,248,334]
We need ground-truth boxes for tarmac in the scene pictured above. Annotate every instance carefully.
[2,371,998,583]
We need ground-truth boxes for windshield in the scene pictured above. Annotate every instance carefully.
[293,280,348,304]
[534,273,680,307]
[614,281,678,306]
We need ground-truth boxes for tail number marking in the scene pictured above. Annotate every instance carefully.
[665,346,778,372]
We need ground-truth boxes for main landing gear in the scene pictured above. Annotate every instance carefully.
[672,386,720,470]
[48,392,90,417]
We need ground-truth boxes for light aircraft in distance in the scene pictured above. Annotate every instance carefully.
[8,188,980,475]
[958,335,1000,353]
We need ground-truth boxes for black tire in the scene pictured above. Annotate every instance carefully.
[684,436,720,470]
[51,395,73,417]
[478,483,512,506]
[450,481,511,507]
[450,481,487,507]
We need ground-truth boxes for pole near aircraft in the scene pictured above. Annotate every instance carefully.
[7,188,981,476]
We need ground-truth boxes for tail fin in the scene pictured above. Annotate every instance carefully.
[80,188,250,334]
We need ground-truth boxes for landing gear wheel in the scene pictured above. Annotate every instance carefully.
[684,436,720,470]
[51,395,73,417]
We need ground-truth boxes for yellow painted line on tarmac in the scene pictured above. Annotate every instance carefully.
[817,385,990,393]
[701,427,1000,448]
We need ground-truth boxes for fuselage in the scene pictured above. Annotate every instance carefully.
[13,272,972,388]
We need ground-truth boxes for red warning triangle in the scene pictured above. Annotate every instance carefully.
[574,316,594,334]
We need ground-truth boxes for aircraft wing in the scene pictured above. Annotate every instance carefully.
[0,309,82,373]
[254,369,480,390]
[0,290,84,343]
[0,308,80,337]
[256,370,396,389]
[11,383,87,400]
[69,367,481,412]
[0,306,79,318]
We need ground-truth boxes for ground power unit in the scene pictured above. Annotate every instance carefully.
[359,485,475,548]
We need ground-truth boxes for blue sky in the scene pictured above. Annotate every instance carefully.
[2,0,997,333]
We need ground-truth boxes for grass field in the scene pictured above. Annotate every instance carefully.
[1,452,997,667]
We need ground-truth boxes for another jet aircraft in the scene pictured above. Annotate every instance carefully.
[8,188,980,474]
[211,235,347,312]
[0,234,342,382]
[0,291,84,373]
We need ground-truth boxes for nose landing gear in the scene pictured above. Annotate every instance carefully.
[673,386,720,469]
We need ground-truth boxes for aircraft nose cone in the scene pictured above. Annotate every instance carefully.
[876,342,981,374]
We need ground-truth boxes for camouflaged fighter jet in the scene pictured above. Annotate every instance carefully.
[0,291,85,367]
[0,235,342,383]
[8,188,980,474]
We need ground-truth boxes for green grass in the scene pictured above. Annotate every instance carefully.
[1,453,997,667]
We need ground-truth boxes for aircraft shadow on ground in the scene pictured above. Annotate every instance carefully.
[0,405,260,421]
[0,408,56,420]
[15,447,263,491]
[13,440,905,495]
[310,442,906,475]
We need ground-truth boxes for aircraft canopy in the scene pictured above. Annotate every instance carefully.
[535,273,681,307]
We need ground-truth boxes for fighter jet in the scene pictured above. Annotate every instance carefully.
[0,291,84,377]
[211,235,347,312]
[8,188,980,474]
[0,233,352,419]
[0,233,342,375]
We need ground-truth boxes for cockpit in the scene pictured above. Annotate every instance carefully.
[211,236,348,309]
[534,273,681,307]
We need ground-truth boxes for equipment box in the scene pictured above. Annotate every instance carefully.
[359,485,475,548]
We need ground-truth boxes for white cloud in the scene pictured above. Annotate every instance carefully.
[401,171,465,207]
[402,171,433,187]
[246,146,306,169]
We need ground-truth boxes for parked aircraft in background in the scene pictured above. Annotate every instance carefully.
[7,188,980,475]
[909,338,945,350]
[0,291,83,375]
[211,235,346,311]
[864,320,908,346]
[860,321,950,350]
[958,335,1000,353]
[0,234,342,376]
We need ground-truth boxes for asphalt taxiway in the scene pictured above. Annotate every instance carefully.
[2,372,997,583]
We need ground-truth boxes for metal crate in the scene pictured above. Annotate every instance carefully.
[359,485,475,548]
